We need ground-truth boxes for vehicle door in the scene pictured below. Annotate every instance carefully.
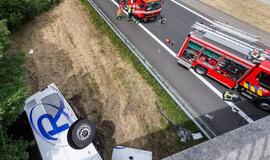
[242,68,270,97]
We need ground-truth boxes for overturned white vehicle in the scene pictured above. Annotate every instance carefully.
[24,83,102,160]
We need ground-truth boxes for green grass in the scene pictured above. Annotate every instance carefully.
[80,0,200,132]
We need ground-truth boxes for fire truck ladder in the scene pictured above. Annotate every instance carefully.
[211,21,260,43]
[192,22,269,59]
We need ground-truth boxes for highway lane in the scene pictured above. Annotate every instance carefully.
[90,0,268,136]
[142,0,212,54]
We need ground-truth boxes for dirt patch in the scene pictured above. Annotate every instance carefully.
[11,0,184,159]
[200,0,270,33]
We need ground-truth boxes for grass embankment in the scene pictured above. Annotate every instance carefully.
[80,0,201,142]
[200,0,270,33]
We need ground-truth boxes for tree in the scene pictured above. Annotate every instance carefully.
[0,0,51,28]
[0,20,9,60]
[0,0,26,28]
[0,132,30,160]
[0,1,56,159]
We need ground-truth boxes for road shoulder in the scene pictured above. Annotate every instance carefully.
[179,0,270,46]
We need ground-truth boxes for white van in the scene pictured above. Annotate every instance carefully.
[24,83,102,160]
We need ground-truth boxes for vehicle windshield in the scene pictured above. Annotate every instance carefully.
[145,1,161,11]
[257,72,270,90]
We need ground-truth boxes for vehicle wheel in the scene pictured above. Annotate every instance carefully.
[254,100,270,111]
[68,119,96,149]
[195,65,207,76]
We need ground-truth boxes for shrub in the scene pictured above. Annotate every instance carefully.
[0,0,52,28]
[0,52,28,127]
[0,132,30,160]
[0,20,9,60]
[0,1,57,159]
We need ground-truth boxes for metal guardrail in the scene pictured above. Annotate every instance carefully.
[87,0,217,139]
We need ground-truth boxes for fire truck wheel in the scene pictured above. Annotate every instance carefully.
[195,65,207,76]
[254,100,270,111]
[67,119,96,149]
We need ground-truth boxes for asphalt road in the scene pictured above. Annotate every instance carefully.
[90,0,269,136]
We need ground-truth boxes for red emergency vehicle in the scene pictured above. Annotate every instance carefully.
[126,0,162,21]
[177,22,270,111]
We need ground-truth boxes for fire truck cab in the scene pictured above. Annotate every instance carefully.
[177,22,270,111]
[240,60,270,109]
[126,0,162,21]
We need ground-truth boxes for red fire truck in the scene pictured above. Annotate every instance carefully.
[177,22,270,111]
[125,0,162,21]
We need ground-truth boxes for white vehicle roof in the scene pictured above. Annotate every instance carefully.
[24,83,102,160]
[112,146,152,160]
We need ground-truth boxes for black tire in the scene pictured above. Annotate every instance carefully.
[67,119,96,149]
[253,99,270,111]
[195,65,207,76]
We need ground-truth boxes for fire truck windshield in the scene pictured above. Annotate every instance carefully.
[145,1,161,11]
[257,72,270,90]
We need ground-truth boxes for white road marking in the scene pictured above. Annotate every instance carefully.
[190,69,254,123]
[204,113,214,121]
[170,0,213,23]
[111,0,176,57]
[109,0,253,123]
[138,24,176,57]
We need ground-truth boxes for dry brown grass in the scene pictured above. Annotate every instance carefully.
[200,0,270,32]
[11,0,199,159]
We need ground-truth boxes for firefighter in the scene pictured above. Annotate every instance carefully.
[160,0,164,5]
[116,2,123,20]
[223,91,241,102]
[160,15,166,24]
[128,1,134,21]
[159,0,166,24]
